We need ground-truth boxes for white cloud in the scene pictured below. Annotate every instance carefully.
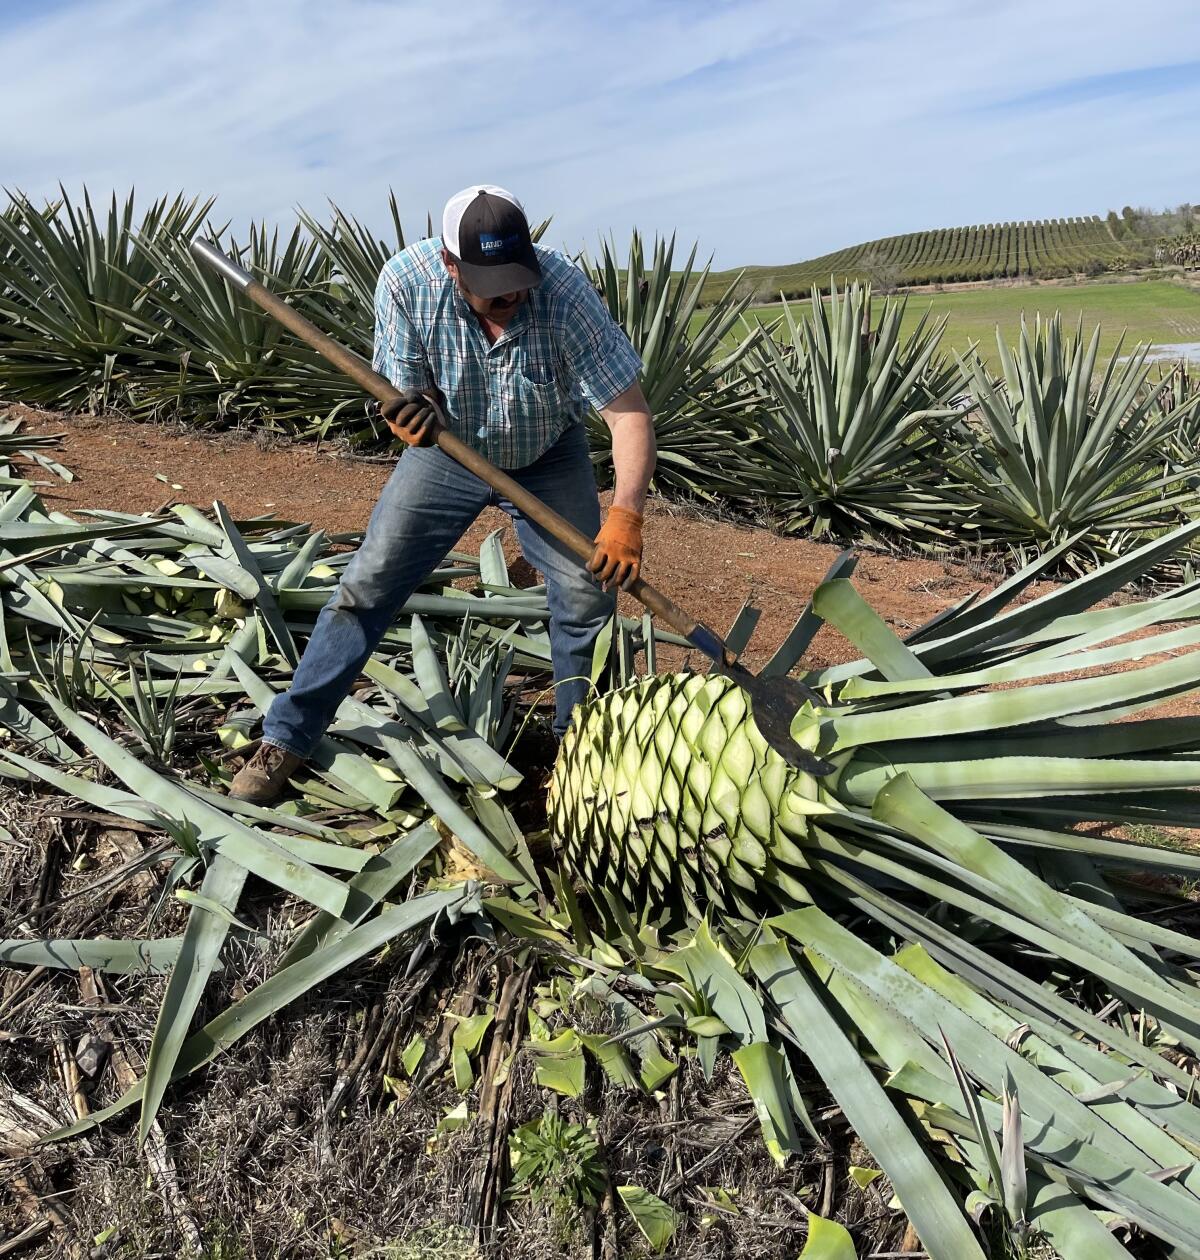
[0,0,1198,265]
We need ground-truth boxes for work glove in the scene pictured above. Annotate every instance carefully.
[588,506,643,592]
[381,388,439,447]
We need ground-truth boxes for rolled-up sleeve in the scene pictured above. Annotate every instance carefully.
[373,264,433,392]
[560,283,643,410]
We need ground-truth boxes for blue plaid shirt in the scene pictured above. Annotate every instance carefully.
[373,238,642,469]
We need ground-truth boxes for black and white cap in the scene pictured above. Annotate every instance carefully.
[442,185,542,299]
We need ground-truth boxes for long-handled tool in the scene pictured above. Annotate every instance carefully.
[189,238,832,775]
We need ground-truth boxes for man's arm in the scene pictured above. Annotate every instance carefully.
[586,381,656,591]
[599,381,656,513]
[373,264,433,392]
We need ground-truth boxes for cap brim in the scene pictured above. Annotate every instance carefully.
[456,250,542,299]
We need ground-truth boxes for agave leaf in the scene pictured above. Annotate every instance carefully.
[381,735,534,888]
[212,502,296,664]
[771,909,1200,1251]
[38,694,348,915]
[656,920,767,1045]
[895,945,1200,1181]
[847,1166,881,1190]
[1000,1076,1027,1229]
[576,1030,639,1089]
[812,579,931,682]
[276,822,440,968]
[616,1184,680,1255]
[41,886,470,1145]
[1025,1175,1134,1260]
[401,1033,426,1078]
[940,1033,1003,1199]
[527,1027,586,1098]
[0,937,187,974]
[140,853,247,1147]
[799,1211,857,1259]
[731,1041,803,1167]
[750,938,987,1260]
[449,1011,494,1092]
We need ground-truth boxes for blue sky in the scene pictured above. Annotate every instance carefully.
[1,0,1198,268]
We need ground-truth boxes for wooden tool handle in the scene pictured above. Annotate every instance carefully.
[189,239,705,643]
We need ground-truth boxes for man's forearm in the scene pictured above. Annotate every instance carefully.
[600,383,656,513]
[609,411,656,512]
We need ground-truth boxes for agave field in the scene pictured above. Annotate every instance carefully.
[2,403,1200,1257]
[2,190,1200,575]
[7,189,1200,1257]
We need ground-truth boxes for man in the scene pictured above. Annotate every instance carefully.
[231,184,656,803]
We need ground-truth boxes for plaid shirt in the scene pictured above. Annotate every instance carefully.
[373,237,642,469]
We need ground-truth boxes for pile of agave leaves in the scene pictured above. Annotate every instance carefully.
[6,427,1200,1258]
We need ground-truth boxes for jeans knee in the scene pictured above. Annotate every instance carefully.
[331,566,388,615]
[331,581,364,614]
[554,572,615,626]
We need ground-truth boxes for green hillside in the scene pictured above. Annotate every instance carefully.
[704,215,1148,303]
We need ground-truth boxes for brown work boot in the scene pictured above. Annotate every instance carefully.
[229,742,303,805]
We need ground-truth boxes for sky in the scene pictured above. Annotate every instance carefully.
[1,0,1198,268]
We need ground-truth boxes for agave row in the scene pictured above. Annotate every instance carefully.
[2,190,1200,570]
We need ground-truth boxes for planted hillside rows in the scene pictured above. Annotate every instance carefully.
[718,214,1143,299]
[3,420,1200,1255]
[2,190,1200,572]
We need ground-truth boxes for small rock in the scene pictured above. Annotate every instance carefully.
[75,1033,110,1079]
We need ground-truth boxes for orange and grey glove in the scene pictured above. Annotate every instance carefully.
[587,506,643,591]
[381,388,440,447]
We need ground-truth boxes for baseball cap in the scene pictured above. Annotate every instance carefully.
[442,185,542,299]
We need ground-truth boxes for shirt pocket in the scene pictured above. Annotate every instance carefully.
[504,348,567,425]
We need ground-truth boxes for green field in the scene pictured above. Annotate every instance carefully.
[716,279,1200,367]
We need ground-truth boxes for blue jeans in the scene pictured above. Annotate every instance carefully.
[263,423,614,756]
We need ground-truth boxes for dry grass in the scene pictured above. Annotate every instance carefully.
[0,786,916,1260]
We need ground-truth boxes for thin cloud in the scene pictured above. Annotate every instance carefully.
[0,0,1197,265]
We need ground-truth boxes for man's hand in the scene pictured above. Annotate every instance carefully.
[381,389,439,447]
[588,506,643,591]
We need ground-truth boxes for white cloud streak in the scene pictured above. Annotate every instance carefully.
[0,0,1197,265]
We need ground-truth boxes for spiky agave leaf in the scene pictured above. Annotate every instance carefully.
[122,223,364,434]
[736,281,970,542]
[549,520,1200,1255]
[0,188,214,411]
[578,230,766,499]
[947,313,1200,569]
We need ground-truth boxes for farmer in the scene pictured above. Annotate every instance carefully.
[231,184,656,803]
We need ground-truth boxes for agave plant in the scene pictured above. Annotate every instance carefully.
[578,231,766,499]
[737,282,970,541]
[297,192,413,364]
[948,314,1200,569]
[0,188,213,411]
[1149,357,1200,472]
[8,423,1200,1256]
[122,222,368,436]
[550,522,1200,1256]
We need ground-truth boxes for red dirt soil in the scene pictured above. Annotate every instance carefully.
[11,406,1025,673]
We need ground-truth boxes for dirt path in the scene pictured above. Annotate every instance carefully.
[12,405,1013,671]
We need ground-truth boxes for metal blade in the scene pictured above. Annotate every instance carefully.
[719,659,834,777]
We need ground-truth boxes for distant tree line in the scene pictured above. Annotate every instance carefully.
[1106,203,1197,242]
